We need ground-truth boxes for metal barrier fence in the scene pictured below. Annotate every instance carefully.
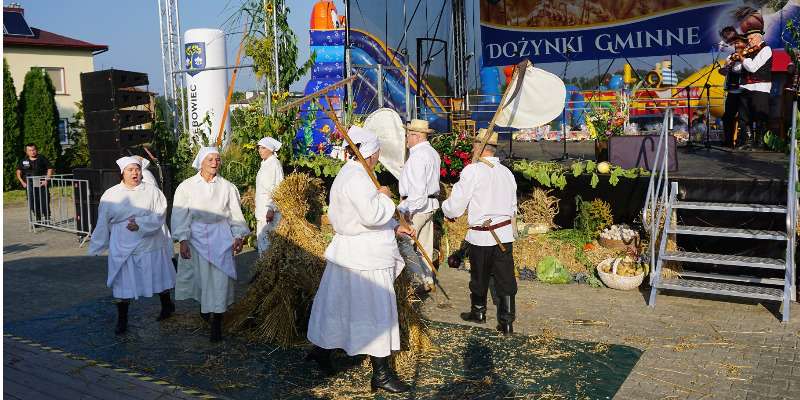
[26,174,92,245]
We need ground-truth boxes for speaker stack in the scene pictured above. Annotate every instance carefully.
[75,69,156,233]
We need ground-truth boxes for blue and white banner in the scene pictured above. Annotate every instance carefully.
[480,0,799,66]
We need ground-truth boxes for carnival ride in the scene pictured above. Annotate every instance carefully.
[296,0,448,154]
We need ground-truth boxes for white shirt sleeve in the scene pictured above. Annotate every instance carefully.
[87,199,110,255]
[170,182,191,242]
[742,46,772,73]
[134,188,168,236]
[397,155,430,215]
[347,173,396,227]
[442,166,476,219]
[227,183,251,239]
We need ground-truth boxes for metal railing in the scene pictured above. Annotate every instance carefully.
[642,107,674,283]
[784,101,798,307]
[26,174,92,245]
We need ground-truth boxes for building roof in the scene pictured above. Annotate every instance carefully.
[4,27,108,52]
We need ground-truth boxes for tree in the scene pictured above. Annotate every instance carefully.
[238,0,314,92]
[3,58,23,191]
[61,101,90,169]
[20,67,61,165]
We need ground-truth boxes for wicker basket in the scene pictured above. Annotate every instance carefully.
[596,257,645,290]
[597,232,640,252]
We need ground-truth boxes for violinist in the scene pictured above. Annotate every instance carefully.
[732,29,772,149]
[718,29,746,148]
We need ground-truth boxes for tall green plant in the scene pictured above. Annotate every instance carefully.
[3,58,23,190]
[20,67,61,165]
[236,0,314,91]
[61,101,90,169]
[151,96,196,187]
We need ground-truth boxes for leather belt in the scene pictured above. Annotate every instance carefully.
[400,194,438,200]
[469,219,511,231]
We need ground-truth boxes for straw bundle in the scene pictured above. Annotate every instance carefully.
[227,173,327,345]
[640,205,683,278]
[519,188,559,228]
[392,261,435,374]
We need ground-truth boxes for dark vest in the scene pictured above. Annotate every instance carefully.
[724,70,741,91]
[742,46,772,84]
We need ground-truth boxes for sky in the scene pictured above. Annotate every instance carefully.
[9,0,713,96]
[10,0,345,94]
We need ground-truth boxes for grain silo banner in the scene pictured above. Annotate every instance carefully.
[480,0,799,66]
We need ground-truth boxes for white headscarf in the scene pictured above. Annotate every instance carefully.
[134,155,151,169]
[347,126,380,158]
[257,137,282,152]
[116,156,141,173]
[192,147,220,170]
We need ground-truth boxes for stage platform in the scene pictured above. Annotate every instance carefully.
[504,140,788,182]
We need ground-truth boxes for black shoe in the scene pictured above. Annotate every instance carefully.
[370,356,410,393]
[305,346,336,376]
[210,313,223,342]
[115,301,129,335]
[460,305,487,324]
[496,295,515,336]
[156,290,175,321]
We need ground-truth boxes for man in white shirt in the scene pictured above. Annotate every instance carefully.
[255,137,284,255]
[733,29,772,149]
[172,147,250,342]
[442,129,518,335]
[398,119,441,290]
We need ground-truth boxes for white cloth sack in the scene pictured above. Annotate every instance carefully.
[307,262,401,357]
[363,108,406,180]
[495,62,566,129]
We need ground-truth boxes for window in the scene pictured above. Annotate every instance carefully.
[58,118,69,145]
[32,67,65,94]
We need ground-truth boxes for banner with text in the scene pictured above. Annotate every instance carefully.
[480,0,800,66]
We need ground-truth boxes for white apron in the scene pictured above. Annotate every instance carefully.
[189,220,237,279]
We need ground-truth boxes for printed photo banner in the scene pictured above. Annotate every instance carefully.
[480,0,800,66]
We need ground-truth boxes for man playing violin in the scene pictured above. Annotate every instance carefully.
[718,28,746,148]
[732,29,772,149]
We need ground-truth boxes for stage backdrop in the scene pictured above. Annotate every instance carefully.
[480,0,800,66]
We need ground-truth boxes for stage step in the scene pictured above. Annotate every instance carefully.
[657,278,784,301]
[673,201,786,213]
[668,225,787,240]
[661,251,785,270]
[676,271,785,286]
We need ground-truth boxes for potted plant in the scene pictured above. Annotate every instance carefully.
[585,104,625,162]
[430,129,474,182]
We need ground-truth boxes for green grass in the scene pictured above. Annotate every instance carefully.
[4,190,27,206]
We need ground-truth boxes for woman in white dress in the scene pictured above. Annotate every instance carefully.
[88,157,176,335]
[254,137,284,254]
[306,126,415,393]
[171,147,250,342]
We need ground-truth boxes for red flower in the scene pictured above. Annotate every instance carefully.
[450,170,458,177]
[443,155,452,166]
[440,168,447,177]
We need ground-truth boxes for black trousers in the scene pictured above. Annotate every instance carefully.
[738,89,770,144]
[467,243,517,305]
[722,91,741,147]
[27,184,50,221]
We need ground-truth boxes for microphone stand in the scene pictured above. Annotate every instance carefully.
[553,48,579,161]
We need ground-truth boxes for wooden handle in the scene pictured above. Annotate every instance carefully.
[316,96,437,276]
[472,60,528,163]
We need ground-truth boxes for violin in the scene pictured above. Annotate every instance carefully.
[730,42,765,62]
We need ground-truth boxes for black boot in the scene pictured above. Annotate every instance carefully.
[115,301,129,335]
[156,290,175,321]
[305,346,336,376]
[460,294,487,323]
[200,312,210,323]
[210,313,223,342]
[496,295,515,335]
[370,356,410,393]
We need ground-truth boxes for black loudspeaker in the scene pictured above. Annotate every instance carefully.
[608,135,678,172]
[80,69,153,169]
[85,110,152,131]
[80,69,148,95]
